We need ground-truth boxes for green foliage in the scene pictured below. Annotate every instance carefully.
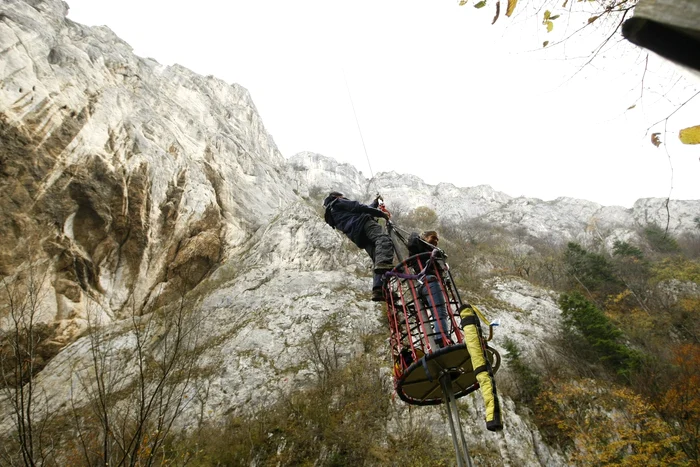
[651,256,700,284]
[559,292,642,379]
[613,240,644,260]
[502,337,541,404]
[610,241,652,301]
[644,224,680,253]
[563,242,622,295]
[643,256,700,340]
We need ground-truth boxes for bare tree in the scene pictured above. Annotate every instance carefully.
[70,277,206,466]
[302,324,342,391]
[0,263,55,466]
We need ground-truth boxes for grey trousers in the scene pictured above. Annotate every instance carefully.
[362,219,395,289]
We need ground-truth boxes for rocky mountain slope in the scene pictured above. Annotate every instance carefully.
[290,151,699,246]
[1,1,698,465]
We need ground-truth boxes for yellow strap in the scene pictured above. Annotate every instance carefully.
[471,304,491,327]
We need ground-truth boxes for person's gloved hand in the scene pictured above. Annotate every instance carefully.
[379,205,391,219]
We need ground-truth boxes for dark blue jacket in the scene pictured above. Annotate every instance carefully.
[323,196,386,248]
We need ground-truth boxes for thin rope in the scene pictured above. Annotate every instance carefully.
[342,69,374,179]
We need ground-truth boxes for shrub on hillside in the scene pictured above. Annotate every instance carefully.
[501,338,541,405]
[559,292,643,379]
[644,224,680,254]
[173,353,456,466]
[535,378,687,465]
[563,243,623,297]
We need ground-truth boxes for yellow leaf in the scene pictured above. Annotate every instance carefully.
[506,0,517,16]
[459,0,468,5]
[543,40,550,47]
[679,125,700,144]
[588,15,599,23]
[546,20,554,32]
[544,10,551,20]
[651,133,662,147]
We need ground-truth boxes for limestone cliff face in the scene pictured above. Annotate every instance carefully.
[1,0,296,340]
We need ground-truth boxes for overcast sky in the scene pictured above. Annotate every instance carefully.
[65,0,699,208]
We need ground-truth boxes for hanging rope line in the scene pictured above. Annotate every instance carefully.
[342,69,374,179]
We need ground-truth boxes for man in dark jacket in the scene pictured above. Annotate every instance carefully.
[323,191,395,301]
